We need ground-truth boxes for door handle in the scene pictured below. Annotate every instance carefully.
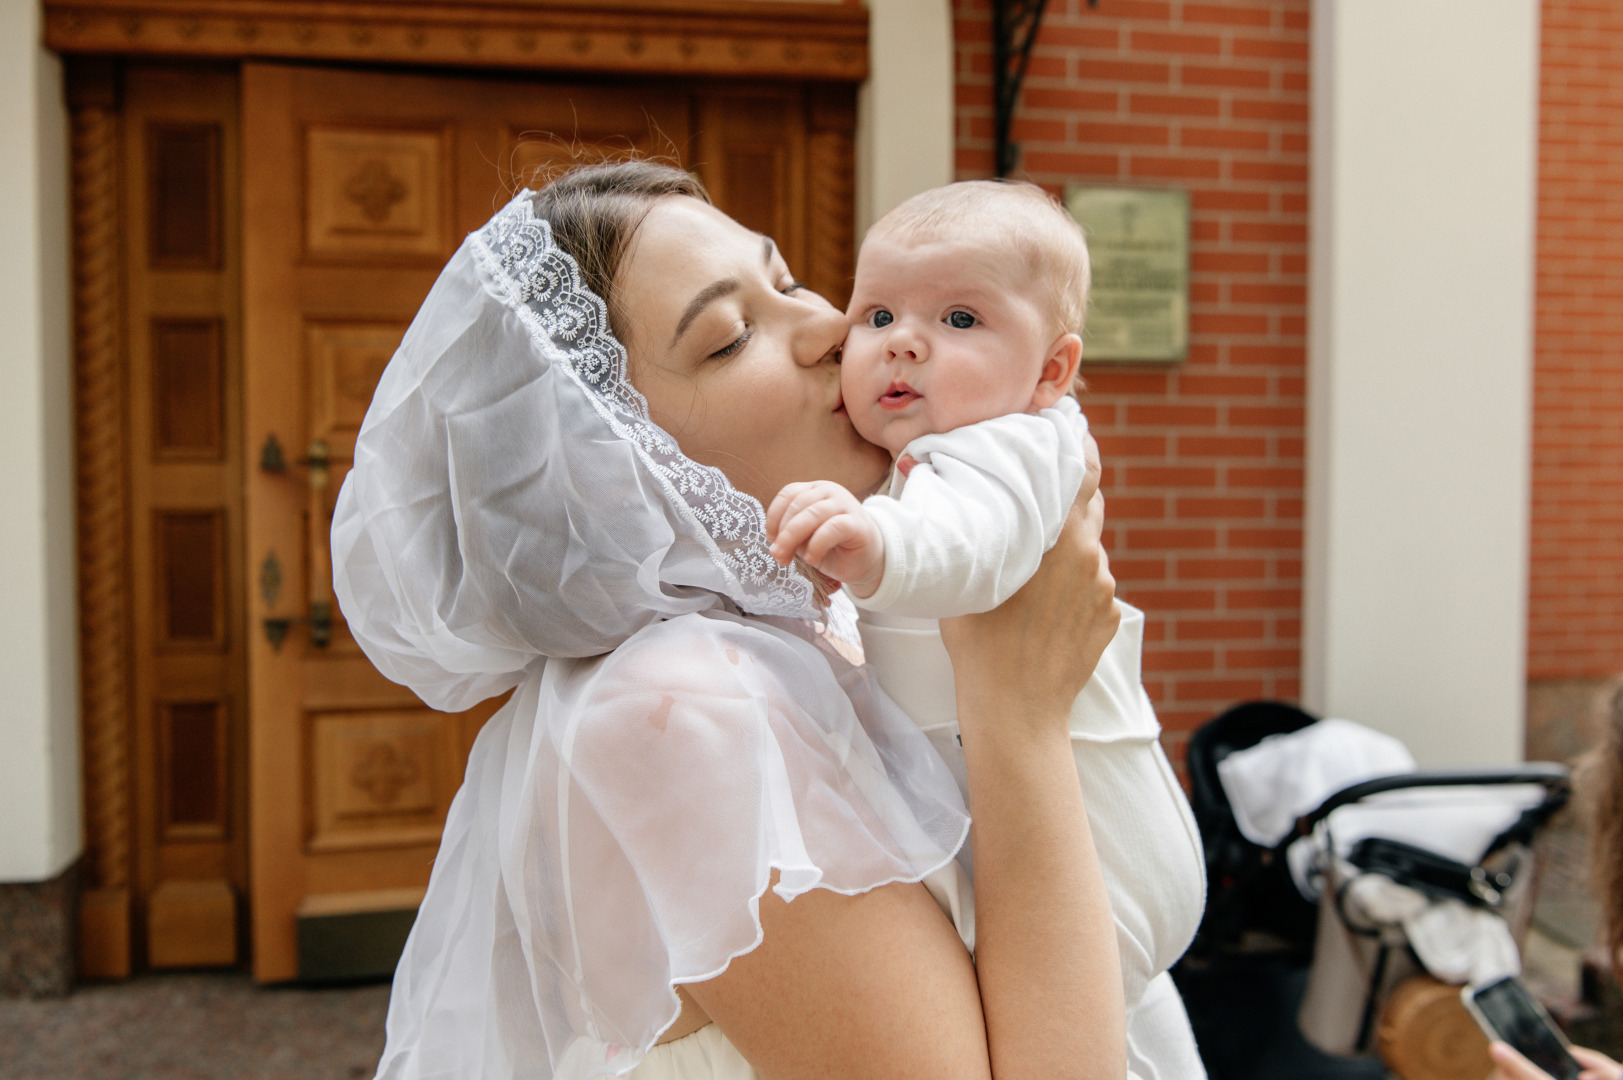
[257,431,337,653]
[263,602,333,651]
[259,550,332,651]
[259,433,331,490]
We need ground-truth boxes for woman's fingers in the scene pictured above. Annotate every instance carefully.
[1489,1042,1557,1080]
[1077,432,1102,508]
[1571,1045,1623,1078]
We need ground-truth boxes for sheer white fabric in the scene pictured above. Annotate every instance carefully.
[332,193,971,1079]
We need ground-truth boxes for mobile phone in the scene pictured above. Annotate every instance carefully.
[1461,976,1582,1080]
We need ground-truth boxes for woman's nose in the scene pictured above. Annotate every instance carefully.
[793,301,847,368]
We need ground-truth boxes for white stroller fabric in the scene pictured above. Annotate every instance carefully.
[332,191,971,1079]
[1340,874,1520,985]
[1217,717,1416,848]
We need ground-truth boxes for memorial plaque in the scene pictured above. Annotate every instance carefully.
[1065,185,1189,363]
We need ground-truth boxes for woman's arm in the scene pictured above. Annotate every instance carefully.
[686,465,1124,1079]
[944,487,1125,1080]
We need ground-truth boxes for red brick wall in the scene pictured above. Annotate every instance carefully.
[1531,0,1623,680]
[953,0,1310,750]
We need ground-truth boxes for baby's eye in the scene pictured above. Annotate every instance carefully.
[871,310,895,328]
[781,280,806,295]
[947,311,976,329]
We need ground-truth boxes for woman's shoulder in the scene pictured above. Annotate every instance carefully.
[599,610,829,682]
[561,611,845,742]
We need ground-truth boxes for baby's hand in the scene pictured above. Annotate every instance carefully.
[766,481,886,599]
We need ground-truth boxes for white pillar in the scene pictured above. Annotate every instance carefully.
[1304,0,1539,766]
[0,0,79,882]
[856,0,955,233]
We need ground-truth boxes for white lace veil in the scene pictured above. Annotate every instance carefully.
[332,191,970,1079]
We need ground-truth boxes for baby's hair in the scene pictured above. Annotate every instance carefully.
[866,180,1092,344]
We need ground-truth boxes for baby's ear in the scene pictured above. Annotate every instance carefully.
[1031,333,1083,410]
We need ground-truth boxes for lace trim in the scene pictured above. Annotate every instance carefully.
[468,191,816,619]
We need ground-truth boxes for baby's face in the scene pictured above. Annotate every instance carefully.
[842,233,1057,457]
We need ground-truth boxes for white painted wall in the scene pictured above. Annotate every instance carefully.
[855,0,955,233]
[0,0,80,883]
[1304,0,1539,766]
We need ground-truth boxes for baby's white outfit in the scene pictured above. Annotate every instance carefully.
[855,397,1209,1080]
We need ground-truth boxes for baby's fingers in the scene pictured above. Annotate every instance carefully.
[766,482,816,541]
[770,498,841,565]
[803,515,865,567]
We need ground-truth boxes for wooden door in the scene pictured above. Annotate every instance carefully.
[96,64,251,975]
[242,62,855,981]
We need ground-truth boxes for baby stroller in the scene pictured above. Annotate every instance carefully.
[1182,701,1571,1080]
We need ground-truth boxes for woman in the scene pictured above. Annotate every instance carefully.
[332,161,1129,1079]
[1491,687,1623,1080]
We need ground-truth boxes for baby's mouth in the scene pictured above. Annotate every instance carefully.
[879,382,921,411]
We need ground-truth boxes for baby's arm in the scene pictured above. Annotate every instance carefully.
[860,402,1090,619]
[766,481,887,598]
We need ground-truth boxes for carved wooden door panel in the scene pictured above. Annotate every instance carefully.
[241,61,854,982]
[240,63,699,981]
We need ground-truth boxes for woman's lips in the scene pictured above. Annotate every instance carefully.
[879,382,921,412]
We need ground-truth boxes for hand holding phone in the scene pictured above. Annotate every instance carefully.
[1463,976,1582,1080]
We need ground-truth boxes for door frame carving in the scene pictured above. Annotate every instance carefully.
[45,0,869,81]
[68,58,134,979]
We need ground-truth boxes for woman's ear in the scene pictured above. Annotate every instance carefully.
[1031,333,1084,410]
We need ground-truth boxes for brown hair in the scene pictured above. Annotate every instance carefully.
[1582,684,1623,968]
[527,160,834,606]
[528,160,710,341]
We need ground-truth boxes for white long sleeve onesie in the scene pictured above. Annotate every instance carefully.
[852,396,1209,1080]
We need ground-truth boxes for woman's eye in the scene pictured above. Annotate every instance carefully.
[781,280,806,295]
[871,310,894,328]
[709,329,751,360]
[948,311,976,329]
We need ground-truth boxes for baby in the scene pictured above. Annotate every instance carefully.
[766,181,1208,1080]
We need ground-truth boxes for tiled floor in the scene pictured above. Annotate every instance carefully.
[0,971,389,1080]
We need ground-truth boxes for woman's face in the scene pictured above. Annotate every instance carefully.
[614,197,891,507]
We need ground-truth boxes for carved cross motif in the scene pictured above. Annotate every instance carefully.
[343,159,407,223]
[350,740,420,806]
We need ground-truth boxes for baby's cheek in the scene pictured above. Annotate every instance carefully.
[839,337,878,391]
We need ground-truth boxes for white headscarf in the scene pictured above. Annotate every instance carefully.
[332,191,970,1079]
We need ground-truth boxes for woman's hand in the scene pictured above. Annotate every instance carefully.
[939,431,1118,737]
[1490,1041,1622,1080]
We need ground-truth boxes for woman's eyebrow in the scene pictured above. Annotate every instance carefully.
[671,278,740,347]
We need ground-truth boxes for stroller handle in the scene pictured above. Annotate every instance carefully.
[1287,762,1571,844]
